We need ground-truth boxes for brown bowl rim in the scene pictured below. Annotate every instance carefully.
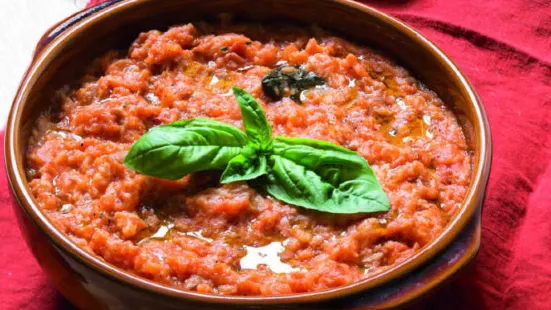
[5,0,492,306]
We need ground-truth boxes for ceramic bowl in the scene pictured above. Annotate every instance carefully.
[5,0,492,309]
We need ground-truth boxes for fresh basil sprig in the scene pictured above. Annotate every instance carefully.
[124,87,390,214]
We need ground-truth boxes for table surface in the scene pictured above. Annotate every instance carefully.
[0,0,84,126]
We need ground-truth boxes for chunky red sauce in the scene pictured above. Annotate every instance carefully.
[26,23,472,296]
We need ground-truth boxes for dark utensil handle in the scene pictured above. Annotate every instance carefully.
[33,0,123,58]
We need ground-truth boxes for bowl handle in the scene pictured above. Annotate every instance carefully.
[33,0,123,60]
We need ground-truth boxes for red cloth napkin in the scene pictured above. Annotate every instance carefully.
[1,1,550,309]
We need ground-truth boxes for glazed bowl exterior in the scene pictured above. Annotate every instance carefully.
[5,0,492,309]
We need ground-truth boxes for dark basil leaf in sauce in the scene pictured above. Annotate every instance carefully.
[261,66,325,102]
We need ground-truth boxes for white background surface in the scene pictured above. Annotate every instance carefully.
[0,0,84,127]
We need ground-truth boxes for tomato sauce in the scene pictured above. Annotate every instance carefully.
[26,23,472,295]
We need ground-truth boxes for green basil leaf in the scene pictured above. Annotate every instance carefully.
[264,137,390,214]
[220,152,268,184]
[232,87,272,148]
[273,137,368,168]
[124,118,247,180]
